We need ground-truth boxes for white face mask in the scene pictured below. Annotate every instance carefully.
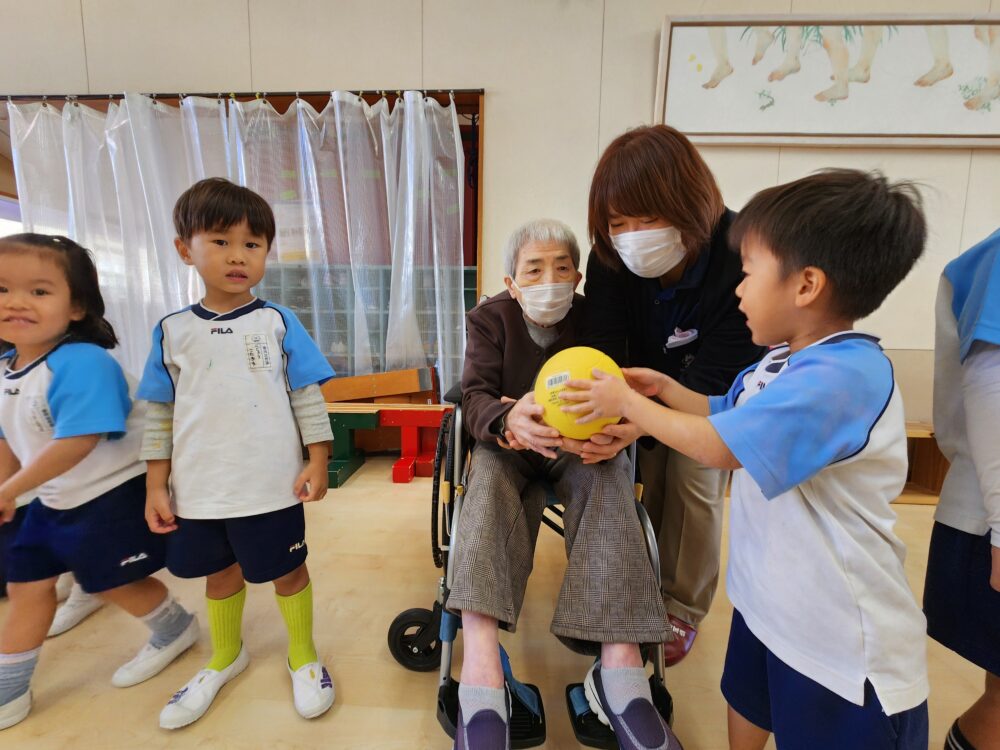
[511,281,575,326]
[612,226,687,278]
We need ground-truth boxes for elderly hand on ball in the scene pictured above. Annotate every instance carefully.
[500,392,562,459]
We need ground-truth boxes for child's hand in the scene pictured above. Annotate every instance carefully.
[622,368,669,399]
[992,545,1000,593]
[0,488,15,525]
[560,369,634,424]
[145,487,177,534]
[295,460,329,503]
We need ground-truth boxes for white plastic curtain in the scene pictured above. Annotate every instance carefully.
[7,92,466,392]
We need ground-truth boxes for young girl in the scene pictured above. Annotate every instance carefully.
[0,233,197,730]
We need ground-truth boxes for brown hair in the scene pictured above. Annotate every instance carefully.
[173,178,276,248]
[588,125,724,270]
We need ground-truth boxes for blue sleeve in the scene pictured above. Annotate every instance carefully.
[267,303,335,390]
[708,361,760,415]
[136,322,175,403]
[944,231,1000,361]
[708,346,894,499]
[46,344,132,440]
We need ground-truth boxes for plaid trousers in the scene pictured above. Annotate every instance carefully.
[446,442,667,652]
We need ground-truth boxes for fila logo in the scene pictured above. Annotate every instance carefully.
[756,381,766,391]
[210,327,234,334]
[289,540,306,553]
[120,552,149,567]
[3,388,18,396]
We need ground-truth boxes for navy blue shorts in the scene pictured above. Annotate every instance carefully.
[6,475,166,594]
[166,503,307,584]
[0,504,30,592]
[924,521,1000,676]
[721,609,928,750]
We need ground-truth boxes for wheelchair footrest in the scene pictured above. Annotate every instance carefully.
[565,675,675,749]
[438,677,547,749]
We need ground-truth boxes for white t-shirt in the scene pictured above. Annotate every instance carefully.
[137,298,334,520]
[933,229,1000,545]
[708,332,928,716]
[0,341,145,510]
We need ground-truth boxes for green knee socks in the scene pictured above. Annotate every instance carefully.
[205,582,318,672]
[276,581,318,670]
[206,587,246,671]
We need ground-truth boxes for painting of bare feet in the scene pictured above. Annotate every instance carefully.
[655,15,1000,146]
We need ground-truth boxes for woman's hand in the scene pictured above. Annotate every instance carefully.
[504,392,562,459]
[560,369,634,424]
[562,421,645,464]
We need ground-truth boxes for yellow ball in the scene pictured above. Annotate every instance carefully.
[533,346,624,440]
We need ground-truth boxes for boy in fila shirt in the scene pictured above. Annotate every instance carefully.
[138,179,336,729]
[564,170,930,749]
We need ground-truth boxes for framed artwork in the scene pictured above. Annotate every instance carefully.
[654,15,1000,147]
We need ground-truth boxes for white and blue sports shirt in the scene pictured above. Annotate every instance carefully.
[137,298,334,520]
[707,332,928,716]
[934,228,1000,544]
[0,341,145,510]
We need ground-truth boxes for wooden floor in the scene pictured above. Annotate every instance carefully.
[0,457,981,749]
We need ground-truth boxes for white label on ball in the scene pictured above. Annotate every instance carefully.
[546,371,570,389]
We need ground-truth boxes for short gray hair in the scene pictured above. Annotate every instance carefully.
[504,218,581,278]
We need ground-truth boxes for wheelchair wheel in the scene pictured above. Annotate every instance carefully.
[388,607,442,671]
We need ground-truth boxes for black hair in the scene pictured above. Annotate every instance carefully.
[730,169,927,320]
[0,233,118,352]
[173,177,276,248]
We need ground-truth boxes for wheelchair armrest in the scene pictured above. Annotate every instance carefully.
[443,383,463,405]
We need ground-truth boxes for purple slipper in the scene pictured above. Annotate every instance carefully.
[584,663,683,750]
[454,687,511,750]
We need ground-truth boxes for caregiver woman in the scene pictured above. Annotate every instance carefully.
[580,125,764,666]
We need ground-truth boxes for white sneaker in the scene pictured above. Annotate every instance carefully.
[0,690,31,731]
[48,585,103,637]
[158,645,250,730]
[112,615,199,688]
[287,661,335,719]
[55,573,73,603]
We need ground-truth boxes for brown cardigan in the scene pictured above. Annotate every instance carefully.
[461,291,586,443]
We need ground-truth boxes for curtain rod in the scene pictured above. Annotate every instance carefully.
[2,89,484,102]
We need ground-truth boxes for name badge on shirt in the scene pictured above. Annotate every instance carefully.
[244,334,273,371]
[27,396,54,432]
[665,327,699,350]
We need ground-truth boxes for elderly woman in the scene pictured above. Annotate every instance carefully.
[580,125,764,667]
[445,218,681,750]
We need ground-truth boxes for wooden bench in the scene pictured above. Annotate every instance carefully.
[902,421,949,504]
[326,403,453,487]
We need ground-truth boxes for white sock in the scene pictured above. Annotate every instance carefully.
[0,649,39,705]
[458,683,507,723]
[141,596,194,649]
[600,666,652,714]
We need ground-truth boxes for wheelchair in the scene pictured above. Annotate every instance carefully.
[387,392,674,749]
